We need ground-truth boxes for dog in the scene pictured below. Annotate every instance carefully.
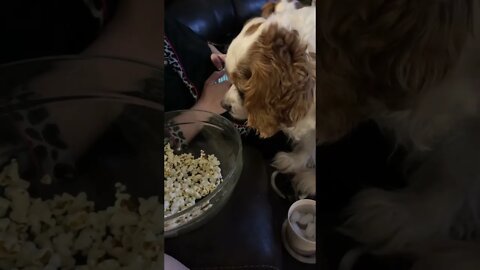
[314,0,480,269]
[261,0,304,18]
[221,0,316,196]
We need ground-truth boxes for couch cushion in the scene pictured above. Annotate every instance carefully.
[166,0,269,44]
[166,0,237,44]
[232,0,268,25]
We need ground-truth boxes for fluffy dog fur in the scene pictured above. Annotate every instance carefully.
[315,0,480,269]
[222,0,316,196]
[226,0,480,265]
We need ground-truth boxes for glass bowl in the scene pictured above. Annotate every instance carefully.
[0,56,164,267]
[164,110,243,238]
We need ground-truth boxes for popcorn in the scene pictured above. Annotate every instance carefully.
[86,243,106,266]
[109,209,139,227]
[305,222,315,240]
[73,228,96,252]
[0,218,10,232]
[0,159,19,186]
[0,197,11,218]
[52,232,74,257]
[46,253,62,268]
[39,175,52,185]
[64,211,89,231]
[6,187,30,224]
[139,196,159,216]
[0,160,163,268]
[298,213,314,225]
[290,210,316,241]
[96,259,120,270]
[164,143,223,217]
[16,241,37,267]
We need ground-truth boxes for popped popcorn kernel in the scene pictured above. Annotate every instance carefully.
[164,143,223,217]
[0,160,162,268]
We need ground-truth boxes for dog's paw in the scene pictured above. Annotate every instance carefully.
[291,169,316,197]
[339,188,434,254]
[272,152,304,173]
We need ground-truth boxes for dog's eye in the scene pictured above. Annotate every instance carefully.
[240,68,252,80]
[238,90,245,100]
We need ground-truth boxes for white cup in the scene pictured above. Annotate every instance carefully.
[286,199,316,256]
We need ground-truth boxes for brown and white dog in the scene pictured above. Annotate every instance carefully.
[221,0,316,196]
[226,0,480,268]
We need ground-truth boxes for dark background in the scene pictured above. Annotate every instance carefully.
[0,0,118,64]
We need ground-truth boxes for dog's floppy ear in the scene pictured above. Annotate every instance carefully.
[234,23,315,138]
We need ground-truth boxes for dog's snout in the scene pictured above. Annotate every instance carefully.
[221,100,232,111]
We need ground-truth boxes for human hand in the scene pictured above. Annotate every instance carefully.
[193,70,232,114]
[211,53,227,70]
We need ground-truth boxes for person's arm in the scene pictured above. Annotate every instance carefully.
[166,68,231,146]
[84,0,163,65]
[12,0,164,161]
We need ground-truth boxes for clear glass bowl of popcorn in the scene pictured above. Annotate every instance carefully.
[0,56,164,269]
[164,110,243,237]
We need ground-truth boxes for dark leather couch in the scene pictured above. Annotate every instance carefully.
[166,0,268,47]
[164,1,318,269]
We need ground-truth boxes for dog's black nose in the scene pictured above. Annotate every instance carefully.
[221,101,232,111]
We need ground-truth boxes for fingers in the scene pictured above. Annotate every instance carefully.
[211,53,227,70]
[205,70,226,85]
[208,43,222,55]
[217,54,226,62]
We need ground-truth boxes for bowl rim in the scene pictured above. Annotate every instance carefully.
[0,54,164,113]
[164,109,243,222]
